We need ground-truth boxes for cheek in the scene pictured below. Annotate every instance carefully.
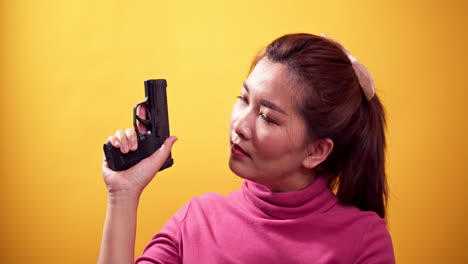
[255,125,305,159]
[256,129,291,156]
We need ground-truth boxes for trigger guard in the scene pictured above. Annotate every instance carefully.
[136,115,150,125]
[133,101,151,137]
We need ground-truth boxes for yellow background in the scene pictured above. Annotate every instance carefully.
[1,0,467,263]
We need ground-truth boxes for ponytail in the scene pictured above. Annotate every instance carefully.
[332,95,387,218]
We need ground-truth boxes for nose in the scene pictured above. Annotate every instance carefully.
[232,108,253,141]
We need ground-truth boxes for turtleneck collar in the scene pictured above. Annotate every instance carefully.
[241,176,338,220]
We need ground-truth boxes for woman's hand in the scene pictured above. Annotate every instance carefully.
[102,106,177,196]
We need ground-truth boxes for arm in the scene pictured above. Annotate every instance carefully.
[97,124,177,264]
[98,191,141,264]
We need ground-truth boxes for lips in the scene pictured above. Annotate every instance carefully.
[231,142,250,157]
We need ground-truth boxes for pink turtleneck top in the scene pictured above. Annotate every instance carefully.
[135,177,395,263]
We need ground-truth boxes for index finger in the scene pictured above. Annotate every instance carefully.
[136,104,148,134]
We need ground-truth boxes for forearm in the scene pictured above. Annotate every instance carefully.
[98,191,141,264]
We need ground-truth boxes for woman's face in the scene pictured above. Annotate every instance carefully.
[229,57,313,191]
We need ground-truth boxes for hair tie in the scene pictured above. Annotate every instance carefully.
[320,33,375,100]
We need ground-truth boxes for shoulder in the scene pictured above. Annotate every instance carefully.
[194,191,227,203]
[354,215,395,263]
[154,191,235,231]
[341,208,394,264]
[324,204,394,263]
[189,189,242,211]
[170,189,243,223]
[327,201,386,228]
[331,203,392,242]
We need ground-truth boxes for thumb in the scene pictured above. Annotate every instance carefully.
[125,136,178,193]
[144,136,178,171]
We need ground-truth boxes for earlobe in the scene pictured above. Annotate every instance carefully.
[302,138,334,169]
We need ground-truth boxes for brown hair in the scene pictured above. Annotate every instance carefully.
[251,33,388,218]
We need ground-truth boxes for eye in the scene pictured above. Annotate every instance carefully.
[237,95,248,104]
[259,112,277,125]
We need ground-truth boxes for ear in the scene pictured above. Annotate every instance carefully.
[302,138,334,169]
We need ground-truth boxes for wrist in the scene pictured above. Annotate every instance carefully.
[107,190,141,208]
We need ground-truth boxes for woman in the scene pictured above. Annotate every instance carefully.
[98,33,395,264]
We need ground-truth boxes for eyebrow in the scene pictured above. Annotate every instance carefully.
[243,81,288,115]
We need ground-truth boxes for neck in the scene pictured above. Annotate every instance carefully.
[256,168,316,192]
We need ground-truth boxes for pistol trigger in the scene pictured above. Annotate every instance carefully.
[136,115,150,125]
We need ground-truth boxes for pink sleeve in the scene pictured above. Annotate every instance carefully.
[355,219,395,264]
[135,201,192,264]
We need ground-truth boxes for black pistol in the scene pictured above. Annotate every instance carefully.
[103,79,173,171]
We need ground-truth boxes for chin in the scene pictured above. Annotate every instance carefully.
[229,156,268,187]
[228,156,252,181]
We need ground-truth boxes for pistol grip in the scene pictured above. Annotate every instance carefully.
[103,136,173,171]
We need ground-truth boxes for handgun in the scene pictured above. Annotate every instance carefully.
[103,79,173,171]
